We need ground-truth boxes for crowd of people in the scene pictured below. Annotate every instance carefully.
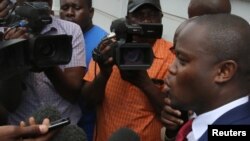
[0,0,249,141]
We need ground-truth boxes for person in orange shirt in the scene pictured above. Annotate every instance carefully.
[81,0,175,140]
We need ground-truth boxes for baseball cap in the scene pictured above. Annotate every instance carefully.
[128,0,162,13]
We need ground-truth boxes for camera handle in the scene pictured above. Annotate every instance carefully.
[92,48,106,64]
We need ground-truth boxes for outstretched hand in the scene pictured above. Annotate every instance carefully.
[0,117,57,141]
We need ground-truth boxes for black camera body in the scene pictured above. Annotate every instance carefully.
[0,35,73,81]
[0,2,73,81]
[93,18,163,70]
[0,2,52,34]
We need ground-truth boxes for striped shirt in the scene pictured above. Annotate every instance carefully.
[84,39,175,141]
[8,16,86,125]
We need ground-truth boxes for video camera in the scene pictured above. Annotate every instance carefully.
[0,2,73,81]
[0,1,52,34]
[92,18,163,70]
[0,35,73,81]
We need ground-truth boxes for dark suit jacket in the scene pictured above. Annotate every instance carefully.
[198,100,250,141]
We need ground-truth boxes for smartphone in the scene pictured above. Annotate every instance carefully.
[48,118,70,131]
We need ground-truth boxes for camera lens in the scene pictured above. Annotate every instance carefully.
[122,49,144,64]
[40,44,55,57]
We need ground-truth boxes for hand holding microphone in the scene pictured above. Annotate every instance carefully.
[0,106,87,141]
[0,118,52,141]
[31,106,87,141]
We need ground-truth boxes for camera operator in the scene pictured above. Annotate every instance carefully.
[81,0,175,140]
[1,0,86,126]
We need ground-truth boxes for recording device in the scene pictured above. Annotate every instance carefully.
[92,18,163,70]
[108,127,140,141]
[0,34,73,81]
[32,107,71,131]
[0,1,72,81]
[0,1,52,34]
[48,118,70,131]
[32,106,62,123]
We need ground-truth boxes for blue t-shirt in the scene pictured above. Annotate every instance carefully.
[84,25,107,67]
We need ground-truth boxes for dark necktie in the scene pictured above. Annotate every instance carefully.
[175,119,194,141]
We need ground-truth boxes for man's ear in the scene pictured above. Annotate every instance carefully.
[89,7,94,19]
[214,60,237,83]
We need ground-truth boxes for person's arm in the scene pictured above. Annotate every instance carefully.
[4,25,86,104]
[81,38,115,107]
[44,25,86,103]
[81,71,110,107]
[44,66,85,103]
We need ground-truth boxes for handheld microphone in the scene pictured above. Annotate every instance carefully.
[32,106,62,124]
[31,106,87,141]
[51,124,88,141]
[108,127,140,141]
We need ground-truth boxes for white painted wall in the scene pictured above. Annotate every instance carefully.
[52,0,250,41]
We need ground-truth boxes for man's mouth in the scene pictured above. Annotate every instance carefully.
[64,18,75,22]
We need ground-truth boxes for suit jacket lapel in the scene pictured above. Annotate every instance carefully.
[198,100,250,141]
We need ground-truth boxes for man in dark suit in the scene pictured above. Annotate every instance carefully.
[164,14,250,141]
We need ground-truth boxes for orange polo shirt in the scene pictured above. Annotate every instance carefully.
[84,39,175,141]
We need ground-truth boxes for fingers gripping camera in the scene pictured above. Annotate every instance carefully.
[92,33,116,65]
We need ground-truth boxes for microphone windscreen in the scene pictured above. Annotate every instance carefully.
[51,124,88,141]
[108,128,140,141]
[32,106,62,124]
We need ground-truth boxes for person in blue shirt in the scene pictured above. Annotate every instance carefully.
[60,0,107,141]
[60,0,107,67]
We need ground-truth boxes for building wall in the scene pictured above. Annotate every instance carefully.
[53,0,250,41]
